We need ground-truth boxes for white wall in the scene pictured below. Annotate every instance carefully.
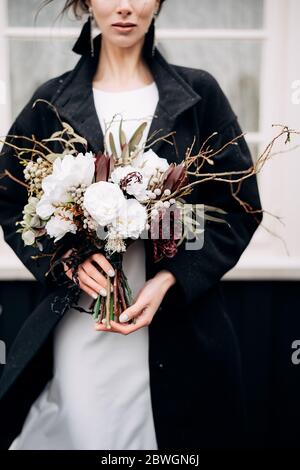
[0,0,299,280]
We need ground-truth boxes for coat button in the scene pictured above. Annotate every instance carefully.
[156,360,164,369]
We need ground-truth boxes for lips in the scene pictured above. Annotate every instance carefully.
[112,23,137,27]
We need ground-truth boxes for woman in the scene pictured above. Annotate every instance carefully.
[0,0,263,450]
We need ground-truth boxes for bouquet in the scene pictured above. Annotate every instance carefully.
[1,99,298,328]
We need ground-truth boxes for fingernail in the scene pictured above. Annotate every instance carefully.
[92,293,98,299]
[100,288,107,296]
[119,313,129,323]
[108,269,115,277]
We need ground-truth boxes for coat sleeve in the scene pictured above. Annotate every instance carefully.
[0,89,73,288]
[156,76,263,305]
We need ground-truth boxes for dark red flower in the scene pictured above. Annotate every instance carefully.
[153,238,178,262]
[119,171,143,191]
[161,162,188,193]
[151,205,182,261]
[94,151,114,182]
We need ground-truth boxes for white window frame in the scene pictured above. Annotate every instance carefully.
[0,0,299,280]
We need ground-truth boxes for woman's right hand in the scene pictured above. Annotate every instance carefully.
[61,249,115,299]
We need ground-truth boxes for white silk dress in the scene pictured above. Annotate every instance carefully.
[9,81,159,450]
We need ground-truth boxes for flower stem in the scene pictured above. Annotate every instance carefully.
[113,270,118,321]
[118,277,127,314]
[105,275,112,328]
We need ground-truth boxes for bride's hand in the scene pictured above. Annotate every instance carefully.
[95,270,176,335]
[61,249,115,299]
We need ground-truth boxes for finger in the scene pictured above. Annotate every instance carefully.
[94,320,119,333]
[81,262,108,291]
[78,266,107,296]
[62,248,73,260]
[80,282,99,300]
[95,317,146,334]
[118,302,144,323]
[61,249,74,278]
[109,317,149,334]
[91,253,115,277]
[62,261,73,279]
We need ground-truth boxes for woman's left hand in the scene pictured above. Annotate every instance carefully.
[95,270,176,335]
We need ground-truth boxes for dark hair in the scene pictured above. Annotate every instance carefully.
[37,0,166,21]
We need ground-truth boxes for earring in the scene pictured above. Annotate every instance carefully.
[143,14,157,60]
[152,9,159,57]
[72,7,95,57]
[88,6,94,58]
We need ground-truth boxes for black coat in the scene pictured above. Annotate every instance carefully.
[0,35,262,450]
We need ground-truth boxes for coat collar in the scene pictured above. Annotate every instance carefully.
[52,34,202,162]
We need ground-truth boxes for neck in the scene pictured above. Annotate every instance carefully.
[93,37,153,89]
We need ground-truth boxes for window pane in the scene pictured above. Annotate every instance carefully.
[158,40,261,132]
[8,0,265,29]
[7,0,83,27]
[157,0,264,29]
[9,39,78,119]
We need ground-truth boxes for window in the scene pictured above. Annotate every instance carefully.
[0,0,299,279]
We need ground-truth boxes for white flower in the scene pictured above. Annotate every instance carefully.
[43,152,95,193]
[126,178,149,202]
[36,199,58,219]
[53,152,94,185]
[132,149,169,179]
[23,197,39,216]
[29,214,43,228]
[36,152,95,219]
[105,231,127,254]
[83,181,127,226]
[110,165,137,185]
[22,230,36,246]
[45,209,77,242]
[112,198,147,239]
[110,165,149,202]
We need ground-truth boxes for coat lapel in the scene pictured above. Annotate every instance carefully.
[52,34,202,163]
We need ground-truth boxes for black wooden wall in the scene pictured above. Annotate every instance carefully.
[1,280,300,449]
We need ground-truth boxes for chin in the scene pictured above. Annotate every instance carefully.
[111,39,139,49]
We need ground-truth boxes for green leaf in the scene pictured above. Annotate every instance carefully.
[123,275,133,305]
[109,132,118,159]
[184,215,202,227]
[120,142,130,164]
[204,204,227,214]
[93,293,102,320]
[110,295,114,321]
[128,122,147,154]
[119,118,127,149]
[205,214,229,225]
